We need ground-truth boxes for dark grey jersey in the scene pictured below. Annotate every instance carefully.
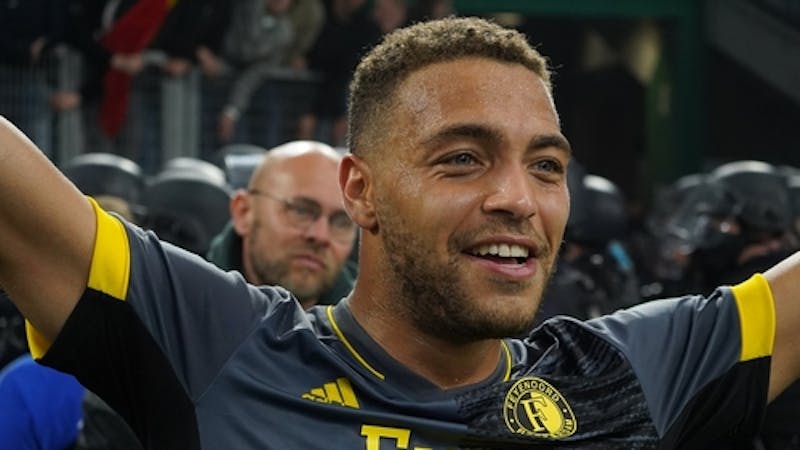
[31,204,775,449]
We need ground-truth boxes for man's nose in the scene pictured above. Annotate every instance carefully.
[481,164,537,220]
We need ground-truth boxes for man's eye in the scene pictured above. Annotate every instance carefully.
[447,153,477,165]
[534,159,564,174]
[288,203,319,219]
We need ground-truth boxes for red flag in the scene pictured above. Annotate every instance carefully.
[98,0,174,136]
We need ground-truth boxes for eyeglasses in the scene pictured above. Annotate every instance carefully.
[248,189,356,243]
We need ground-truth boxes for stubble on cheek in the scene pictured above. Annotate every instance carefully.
[378,203,547,342]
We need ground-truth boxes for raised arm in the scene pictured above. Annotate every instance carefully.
[764,251,800,400]
[0,117,95,342]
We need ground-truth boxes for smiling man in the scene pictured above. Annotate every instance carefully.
[1,17,800,449]
[345,55,570,351]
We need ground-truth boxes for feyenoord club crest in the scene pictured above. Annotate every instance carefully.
[503,377,577,439]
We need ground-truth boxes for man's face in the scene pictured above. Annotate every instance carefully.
[370,57,570,341]
[243,154,354,306]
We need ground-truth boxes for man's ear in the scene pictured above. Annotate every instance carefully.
[340,154,378,231]
[229,189,252,236]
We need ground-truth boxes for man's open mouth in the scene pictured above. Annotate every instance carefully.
[467,243,531,264]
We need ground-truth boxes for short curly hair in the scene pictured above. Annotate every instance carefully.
[347,16,551,156]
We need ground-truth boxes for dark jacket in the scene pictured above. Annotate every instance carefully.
[205,222,356,305]
[151,0,232,61]
[0,0,66,64]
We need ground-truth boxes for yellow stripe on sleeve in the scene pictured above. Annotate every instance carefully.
[27,197,131,358]
[86,197,131,300]
[731,273,776,361]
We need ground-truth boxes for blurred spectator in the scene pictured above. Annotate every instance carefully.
[206,141,357,309]
[296,0,381,146]
[285,0,326,70]
[536,172,640,325]
[95,0,173,137]
[150,0,233,78]
[214,0,296,143]
[0,354,84,450]
[668,161,795,292]
[0,0,67,155]
[54,0,171,137]
[0,0,64,65]
[632,172,706,300]
[55,0,164,169]
[57,0,142,109]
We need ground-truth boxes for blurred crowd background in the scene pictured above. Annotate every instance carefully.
[2,0,800,447]
[2,0,798,186]
[1,0,799,327]
[2,0,800,340]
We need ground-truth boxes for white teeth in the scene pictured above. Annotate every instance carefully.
[498,244,511,257]
[472,244,529,258]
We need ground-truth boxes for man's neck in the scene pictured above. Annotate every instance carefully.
[347,288,504,389]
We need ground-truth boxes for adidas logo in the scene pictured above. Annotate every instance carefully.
[301,377,360,409]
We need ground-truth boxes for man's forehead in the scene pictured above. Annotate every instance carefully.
[259,159,344,204]
[397,56,548,93]
[259,151,339,181]
[388,59,560,145]
[394,59,553,114]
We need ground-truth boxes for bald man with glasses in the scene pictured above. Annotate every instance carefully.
[207,141,357,309]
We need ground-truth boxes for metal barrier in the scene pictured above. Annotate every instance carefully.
[0,48,318,174]
[0,60,55,158]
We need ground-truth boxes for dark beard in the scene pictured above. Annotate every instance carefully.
[247,221,335,304]
[379,208,549,344]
